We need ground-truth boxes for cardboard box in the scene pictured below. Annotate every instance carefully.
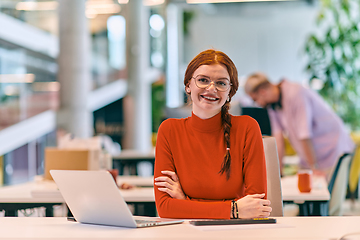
[44,148,100,180]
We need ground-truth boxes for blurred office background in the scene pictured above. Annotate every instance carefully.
[1,0,359,201]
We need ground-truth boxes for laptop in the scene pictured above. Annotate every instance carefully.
[50,170,184,228]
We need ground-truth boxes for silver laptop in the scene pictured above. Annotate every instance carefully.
[50,170,184,228]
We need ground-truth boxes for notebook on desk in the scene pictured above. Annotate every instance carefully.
[189,218,277,226]
[50,170,184,228]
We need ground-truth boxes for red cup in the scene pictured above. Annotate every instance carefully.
[297,169,312,193]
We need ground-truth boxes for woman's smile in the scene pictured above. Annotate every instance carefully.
[200,93,220,102]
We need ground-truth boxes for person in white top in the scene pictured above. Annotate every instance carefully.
[244,72,355,178]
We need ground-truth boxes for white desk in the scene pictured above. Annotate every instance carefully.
[281,175,330,216]
[0,216,360,239]
[113,149,155,160]
[0,176,155,216]
[119,175,331,205]
[117,175,154,188]
[0,179,63,217]
[30,176,155,202]
[281,175,330,203]
[0,174,330,217]
[118,175,331,202]
[0,176,154,202]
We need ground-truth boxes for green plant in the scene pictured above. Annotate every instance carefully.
[183,10,195,36]
[151,80,165,133]
[0,85,8,104]
[304,0,360,130]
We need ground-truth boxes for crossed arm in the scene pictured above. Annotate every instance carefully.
[155,170,272,219]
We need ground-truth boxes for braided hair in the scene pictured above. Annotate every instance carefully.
[184,49,239,180]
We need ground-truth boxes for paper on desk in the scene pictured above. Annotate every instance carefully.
[190,223,293,231]
[31,189,62,198]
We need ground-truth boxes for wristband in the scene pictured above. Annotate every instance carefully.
[231,200,239,219]
[234,200,239,218]
[231,200,235,219]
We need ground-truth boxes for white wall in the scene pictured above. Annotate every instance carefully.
[183,2,320,85]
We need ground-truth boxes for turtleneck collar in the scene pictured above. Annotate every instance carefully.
[189,111,223,133]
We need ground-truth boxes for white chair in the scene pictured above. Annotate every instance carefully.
[262,136,284,217]
[328,154,353,216]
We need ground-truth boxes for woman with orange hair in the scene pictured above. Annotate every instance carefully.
[154,49,271,219]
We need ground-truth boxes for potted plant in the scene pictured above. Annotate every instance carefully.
[304,0,360,130]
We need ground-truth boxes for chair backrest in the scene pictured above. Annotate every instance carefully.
[262,136,284,217]
[328,154,353,216]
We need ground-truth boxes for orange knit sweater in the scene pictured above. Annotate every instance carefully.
[154,112,267,219]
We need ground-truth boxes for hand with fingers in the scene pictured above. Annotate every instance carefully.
[236,193,272,218]
[154,170,186,200]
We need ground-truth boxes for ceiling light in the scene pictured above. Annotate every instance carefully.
[16,1,58,11]
[32,82,60,92]
[0,74,35,83]
[87,4,121,13]
[87,0,117,7]
[149,14,165,31]
[117,0,164,5]
[85,2,121,18]
[86,8,98,19]
[143,0,165,6]
[187,0,293,3]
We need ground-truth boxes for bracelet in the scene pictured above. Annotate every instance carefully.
[231,200,239,219]
[231,200,235,219]
[235,201,239,219]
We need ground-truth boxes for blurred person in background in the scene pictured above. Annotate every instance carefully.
[244,72,355,179]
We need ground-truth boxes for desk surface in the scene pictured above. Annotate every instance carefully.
[0,216,359,239]
[112,149,155,160]
[281,175,330,203]
[119,175,330,204]
[0,175,329,204]
[0,176,155,203]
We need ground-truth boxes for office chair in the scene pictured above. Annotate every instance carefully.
[328,153,353,216]
[262,136,284,217]
[348,142,360,199]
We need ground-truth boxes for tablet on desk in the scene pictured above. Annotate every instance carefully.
[189,218,276,226]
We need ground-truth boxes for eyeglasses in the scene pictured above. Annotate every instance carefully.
[192,75,232,92]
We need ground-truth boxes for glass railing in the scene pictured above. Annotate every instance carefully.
[0,43,59,130]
